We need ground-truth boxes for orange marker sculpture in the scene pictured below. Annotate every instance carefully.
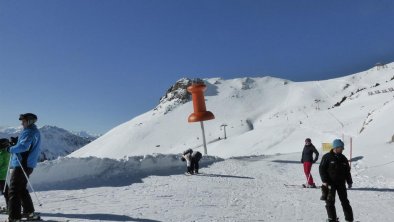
[187,81,215,155]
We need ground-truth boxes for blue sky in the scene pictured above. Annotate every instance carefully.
[1,0,394,134]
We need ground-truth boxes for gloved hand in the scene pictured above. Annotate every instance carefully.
[320,184,329,201]
[348,183,352,189]
[10,137,18,146]
[301,159,304,163]
[312,160,317,163]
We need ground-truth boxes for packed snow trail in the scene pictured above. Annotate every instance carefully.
[1,153,393,221]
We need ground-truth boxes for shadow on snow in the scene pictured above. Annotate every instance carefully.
[40,212,161,222]
[271,156,364,165]
[350,187,394,192]
[196,173,254,179]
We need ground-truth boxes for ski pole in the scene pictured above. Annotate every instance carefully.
[15,156,42,207]
[3,155,11,193]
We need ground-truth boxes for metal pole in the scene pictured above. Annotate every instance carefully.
[349,137,353,169]
[200,121,208,155]
[220,124,227,139]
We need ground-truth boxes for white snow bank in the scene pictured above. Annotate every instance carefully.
[31,154,223,191]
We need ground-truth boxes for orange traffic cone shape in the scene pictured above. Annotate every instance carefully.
[187,82,215,122]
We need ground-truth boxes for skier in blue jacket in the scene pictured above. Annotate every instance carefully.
[7,113,41,222]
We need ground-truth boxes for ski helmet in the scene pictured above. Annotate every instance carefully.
[305,138,311,143]
[332,139,344,149]
[19,113,38,125]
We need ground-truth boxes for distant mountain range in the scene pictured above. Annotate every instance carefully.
[0,125,98,161]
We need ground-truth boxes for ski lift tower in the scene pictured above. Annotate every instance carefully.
[187,79,215,155]
[220,124,228,139]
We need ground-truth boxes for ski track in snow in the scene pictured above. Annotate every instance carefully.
[1,153,393,222]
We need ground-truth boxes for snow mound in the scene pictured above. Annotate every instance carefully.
[31,154,223,191]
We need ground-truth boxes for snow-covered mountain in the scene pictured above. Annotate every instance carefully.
[70,63,394,161]
[0,126,22,138]
[39,126,97,161]
[71,130,101,141]
[2,63,392,222]
[0,125,96,161]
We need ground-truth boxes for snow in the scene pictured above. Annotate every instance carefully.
[1,63,394,221]
[30,154,222,191]
[1,153,393,221]
[70,65,394,161]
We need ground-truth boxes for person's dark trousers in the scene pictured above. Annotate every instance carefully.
[8,167,34,220]
[186,166,193,174]
[325,183,353,221]
[191,160,199,173]
[191,152,202,173]
[0,180,9,208]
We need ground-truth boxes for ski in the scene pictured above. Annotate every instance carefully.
[325,220,360,222]
[284,184,321,189]
[184,172,201,176]
[302,184,321,189]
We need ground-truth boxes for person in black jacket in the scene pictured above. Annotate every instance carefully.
[319,139,353,222]
[181,149,202,175]
[301,138,319,188]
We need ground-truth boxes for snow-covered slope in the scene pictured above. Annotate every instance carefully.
[2,152,391,222]
[0,125,96,161]
[70,63,394,161]
[1,63,393,222]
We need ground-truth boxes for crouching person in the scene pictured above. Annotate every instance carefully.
[181,149,202,175]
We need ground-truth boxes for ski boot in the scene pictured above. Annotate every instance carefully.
[326,218,339,222]
[22,212,41,220]
[186,166,194,175]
